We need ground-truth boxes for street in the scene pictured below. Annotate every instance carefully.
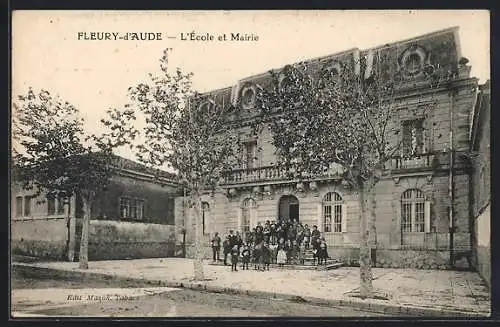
[11,266,389,317]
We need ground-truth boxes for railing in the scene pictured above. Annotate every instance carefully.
[390,153,436,171]
[221,164,344,186]
[221,166,288,185]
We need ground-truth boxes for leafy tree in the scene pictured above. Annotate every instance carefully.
[122,49,240,280]
[253,51,449,298]
[12,88,136,269]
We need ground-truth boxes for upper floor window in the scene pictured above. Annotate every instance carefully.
[323,192,345,233]
[243,140,258,169]
[402,119,424,156]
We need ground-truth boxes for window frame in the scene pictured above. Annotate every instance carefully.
[241,198,256,242]
[401,189,427,233]
[119,196,146,221]
[15,196,23,218]
[24,196,32,217]
[242,140,258,170]
[47,194,56,216]
[322,192,344,233]
[402,118,425,156]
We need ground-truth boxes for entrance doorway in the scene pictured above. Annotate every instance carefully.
[278,195,300,223]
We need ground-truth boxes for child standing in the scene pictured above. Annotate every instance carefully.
[230,245,240,272]
[303,224,311,249]
[241,244,251,270]
[277,245,287,269]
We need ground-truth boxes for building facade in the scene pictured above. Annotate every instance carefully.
[175,27,480,269]
[11,155,179,261]
[470,80,490,287]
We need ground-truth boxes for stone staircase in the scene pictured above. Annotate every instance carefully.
[299,248,343,270]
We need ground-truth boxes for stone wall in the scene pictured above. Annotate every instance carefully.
[11,218,68,260]
[88,220,176,260]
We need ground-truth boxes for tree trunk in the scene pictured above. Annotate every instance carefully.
[192,192,204,281]
[359,179,373,298]
[369,175,377,264]
[79,194,92,269]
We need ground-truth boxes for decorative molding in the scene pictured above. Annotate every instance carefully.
[426,174,433,185]
[393,176,401,185]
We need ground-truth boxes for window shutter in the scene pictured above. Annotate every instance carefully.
[317,203,322,232]
[424,201,431,233]
[251,208,257,230]
[341,203,347,233]
[237,206,242,232]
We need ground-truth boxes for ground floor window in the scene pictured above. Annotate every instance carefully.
[401,189,425,232]
[119,197,145,221]
[241,198,256,242]
[401,188,431,247]
[323,192,343,232]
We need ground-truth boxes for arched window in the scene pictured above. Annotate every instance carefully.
[201,202,210,235]
[401,189,429,233]
[241,198,256,242]
[323,192,344,233]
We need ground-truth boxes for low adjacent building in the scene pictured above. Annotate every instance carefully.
[11,155,179,261]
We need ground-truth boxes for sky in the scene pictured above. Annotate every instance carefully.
[12,10,490,165]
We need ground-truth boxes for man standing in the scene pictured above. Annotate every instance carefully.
[211,232,221,263]
[223,235,231,265]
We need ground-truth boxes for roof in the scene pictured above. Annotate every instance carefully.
[12,153,178,186]
[111,154,178,181]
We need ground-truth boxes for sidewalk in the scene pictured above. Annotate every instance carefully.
[12,258,491,317]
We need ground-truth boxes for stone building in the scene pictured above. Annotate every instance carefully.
[175,27,480,269]
[11,155,179,261]
[470,80,490,287]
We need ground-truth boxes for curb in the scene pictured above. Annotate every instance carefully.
[12,263,489,318]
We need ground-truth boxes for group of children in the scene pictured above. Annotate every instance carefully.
[219,218,331,271]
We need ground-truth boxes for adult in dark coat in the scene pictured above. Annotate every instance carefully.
[223,236,231,265]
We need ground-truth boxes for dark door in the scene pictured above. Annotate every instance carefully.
[278,195,299,223]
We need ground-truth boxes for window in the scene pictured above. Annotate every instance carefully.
[404,53,422,76]
[119,197,131,218]
[241,198,256,242]
[241,87,255,108]
[47,195,56,215]
[120,197,145,220]
[57,195,66,215]
[323,192,344,233]
[131,199,145,220]
[243,141,257,169]
[15,196,23,218]
[401,189,430,233]
[24,196,31,217]
[402,119,424,156]
[202,202,210,235]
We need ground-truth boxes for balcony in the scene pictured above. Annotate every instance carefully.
[389,153,436,172]
[221,164,344,187]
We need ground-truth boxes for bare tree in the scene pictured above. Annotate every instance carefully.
[123,50,240,281]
